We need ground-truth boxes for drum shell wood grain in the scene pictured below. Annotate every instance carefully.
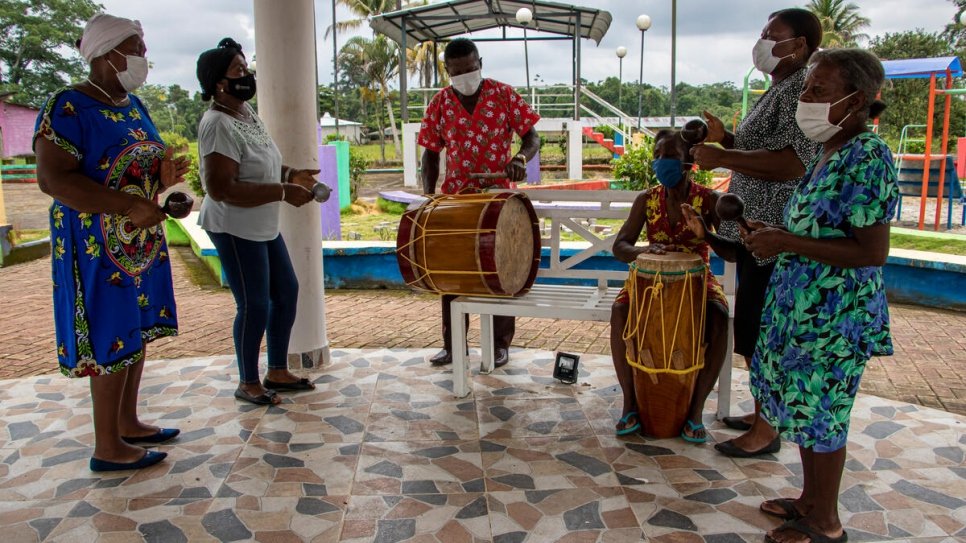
[626,252,707,438]
[396,192,540,297]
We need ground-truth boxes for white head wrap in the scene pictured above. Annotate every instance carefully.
[78,13,144,63]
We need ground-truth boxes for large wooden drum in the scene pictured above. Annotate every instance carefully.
[396,192,540,297]
[623,251,708,438]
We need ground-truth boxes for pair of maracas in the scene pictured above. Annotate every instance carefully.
[677,118,751,229]
[160,182,331,220]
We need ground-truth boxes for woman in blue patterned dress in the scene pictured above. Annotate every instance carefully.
[34,14,189,472]
[742,49,898,543]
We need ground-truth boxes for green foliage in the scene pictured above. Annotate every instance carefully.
[806,0,871,48]
[0,0,101,107]
[348,146,369,202]
[691,168,714,187]
[136,84,209,139]
[581,78,745,123]
[594,125,615,140]
[160,132,189,153]
[611,139,655,191]
[377,196,408,215]
[869,30,965,151]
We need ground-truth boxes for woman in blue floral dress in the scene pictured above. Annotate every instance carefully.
[742,49,898,543]
[34,14,189,472]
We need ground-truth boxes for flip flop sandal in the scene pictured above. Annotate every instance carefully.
[759,498,805,521]
[616,411,641,436]
[263,377,316,391]
[680,419,708,443]
[234,387,279,405]
[765,519,848,543]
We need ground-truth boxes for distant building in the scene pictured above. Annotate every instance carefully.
[0,94,39,159]
[319,112,364,144]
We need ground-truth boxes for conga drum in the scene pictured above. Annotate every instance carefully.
[396,192,540,297]
[622,252,708,438]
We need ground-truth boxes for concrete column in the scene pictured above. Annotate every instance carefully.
[402,122,420,188]
[566,121,583,181]
[254,0,329,368]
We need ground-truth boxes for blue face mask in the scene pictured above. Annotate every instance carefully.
[652,158,687,188]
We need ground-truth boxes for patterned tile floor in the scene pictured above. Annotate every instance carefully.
[0,349,964,542]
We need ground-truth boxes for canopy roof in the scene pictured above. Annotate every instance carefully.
[370,0,612,47]
[882,57,962,79]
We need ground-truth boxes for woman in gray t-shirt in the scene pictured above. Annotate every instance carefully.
[690,9,823,458]
[196,38,318,406]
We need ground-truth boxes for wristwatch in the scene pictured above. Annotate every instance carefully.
[512,153,527,166]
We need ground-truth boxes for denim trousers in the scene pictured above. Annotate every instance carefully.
[206,231,299,384]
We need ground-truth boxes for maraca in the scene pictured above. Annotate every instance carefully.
[311,182,331,202]
[681,118,709,145]
[161,191,194,219]
[715,193,750,231]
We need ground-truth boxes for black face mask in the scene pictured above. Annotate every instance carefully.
[225,73,256,101]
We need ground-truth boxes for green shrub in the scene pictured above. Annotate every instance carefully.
[348,146,369,202]
[377,196,408,215]
[611,139,655,191]
[594,125,615,140]
[161,132,202,197]
[692,168,714,187]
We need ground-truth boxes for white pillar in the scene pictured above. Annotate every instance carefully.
[254,0,329,368]
[566,121,583,181]
[403,122,420,188]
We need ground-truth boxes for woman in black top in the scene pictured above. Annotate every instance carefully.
[690,8,822,458]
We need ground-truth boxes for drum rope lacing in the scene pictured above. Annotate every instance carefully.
[396,194,504,296]
[622,266,707,375]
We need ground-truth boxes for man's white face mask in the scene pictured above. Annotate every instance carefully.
[451,69,482,96]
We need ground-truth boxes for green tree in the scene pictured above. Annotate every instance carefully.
[0,0,102,106]
[868,30,965,151]
[324,0,397,38]
[806,0,870,48]
[339,35,401,161]
[943,0,966,49]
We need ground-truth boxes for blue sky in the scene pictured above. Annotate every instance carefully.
[98,0,957,93]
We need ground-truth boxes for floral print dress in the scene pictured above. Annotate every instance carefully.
[616,182,728,313]
[750,132,899,453]
[34,89,178,377]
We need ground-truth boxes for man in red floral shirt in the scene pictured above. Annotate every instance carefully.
[418,37,541,368]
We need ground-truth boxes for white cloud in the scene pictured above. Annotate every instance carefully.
[95,0,958,97]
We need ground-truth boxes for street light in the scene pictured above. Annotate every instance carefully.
[636,14,651,131]
[616,46,627,112]
[516,7,533,92]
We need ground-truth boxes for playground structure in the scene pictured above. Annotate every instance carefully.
[879,57,963,230]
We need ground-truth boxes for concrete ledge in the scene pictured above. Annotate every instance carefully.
[0,237,50,267]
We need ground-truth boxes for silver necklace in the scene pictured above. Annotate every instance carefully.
[85,78,128,106]
[213,102,251,120]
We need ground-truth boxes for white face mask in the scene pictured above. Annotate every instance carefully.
[108,49,149,92]
[795,91,858,143]
[752,37,795,74]
[451,69,482,96]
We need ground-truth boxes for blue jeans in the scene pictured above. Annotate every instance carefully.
[206,231,298,384]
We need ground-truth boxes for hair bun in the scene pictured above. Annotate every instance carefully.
[218,37,242,51]
[869,99,887,120]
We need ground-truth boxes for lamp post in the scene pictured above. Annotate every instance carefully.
[616,46,627,113]
[516,7,533,92]
[636,14,651,131]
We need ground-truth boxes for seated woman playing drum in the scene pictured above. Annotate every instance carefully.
[610,129,729,443]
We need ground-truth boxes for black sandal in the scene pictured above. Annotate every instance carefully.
[760,498,805,521]
[765,519,848,543]
[234,387,279,405]
[263,377,315,391]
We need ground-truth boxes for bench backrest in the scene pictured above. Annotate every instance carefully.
[515,189,637,288]
[505,189,737,296]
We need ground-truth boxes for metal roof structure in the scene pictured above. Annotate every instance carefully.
[370,0,613,123]
[370,0,612,47]
[881,56,963,80]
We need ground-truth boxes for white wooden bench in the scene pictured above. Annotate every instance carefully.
[450,189,737,421]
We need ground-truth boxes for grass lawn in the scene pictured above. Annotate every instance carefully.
[889,233,966,255]
[348,142,616,166]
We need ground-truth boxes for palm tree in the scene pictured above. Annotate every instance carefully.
[340,35,402,161]
[806,0,871,48]
[407,41,448,88]
[324,0,398,38]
